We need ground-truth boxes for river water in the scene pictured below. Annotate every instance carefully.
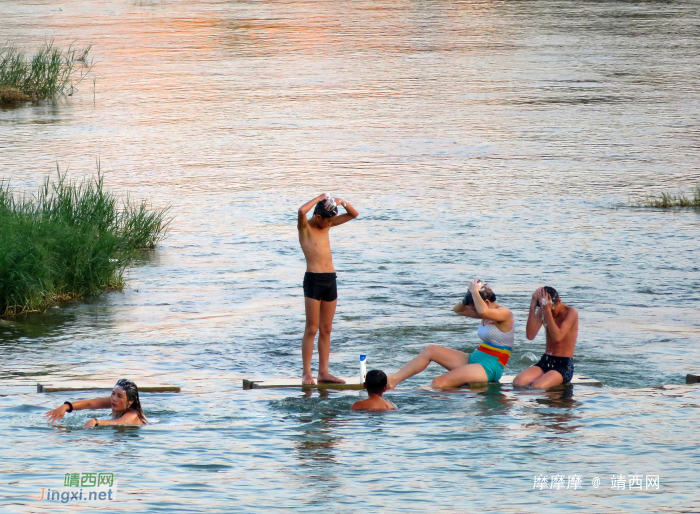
[1,0,699,512]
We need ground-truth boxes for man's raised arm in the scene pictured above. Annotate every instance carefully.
[526,287,544,340]
[330,197,359,227]
[298,194,328,229]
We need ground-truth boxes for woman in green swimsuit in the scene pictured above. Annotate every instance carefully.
[387,280,514,389]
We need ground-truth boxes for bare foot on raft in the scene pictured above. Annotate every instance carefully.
[302,372,316,385]
[317,372,346,384]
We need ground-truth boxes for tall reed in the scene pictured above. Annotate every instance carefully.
[0,40,93,104]
[0,166,171,316]
[632,185,700,209]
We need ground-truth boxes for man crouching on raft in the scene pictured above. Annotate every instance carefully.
[298,193,359,385]
[513,286,578,389]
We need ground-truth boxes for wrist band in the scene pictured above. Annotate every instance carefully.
[94,419,99,426]
[64,401,74,413]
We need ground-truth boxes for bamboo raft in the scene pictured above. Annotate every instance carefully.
[37,382,181,393]
[242,374,603,390]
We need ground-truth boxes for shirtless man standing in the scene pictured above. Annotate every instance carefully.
[298,193,359,385]
[513,286,579,389]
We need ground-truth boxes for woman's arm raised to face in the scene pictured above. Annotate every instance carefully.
[467,280,511,322]
[453,300,480,318]
[478,305,513,323]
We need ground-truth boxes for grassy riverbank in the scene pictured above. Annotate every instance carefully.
[633,186,700,209]
[0,41,92,105]
[0,169,170,316]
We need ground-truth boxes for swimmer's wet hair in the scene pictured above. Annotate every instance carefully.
[364,370,387,395]
[314,198,339,219]
[462,285,496,306]
[115,378,147,423]
[543,286,560,304]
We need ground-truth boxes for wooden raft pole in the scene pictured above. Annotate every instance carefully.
[37,383,181,393]
[242,374,602,390]
[243,377,364,390]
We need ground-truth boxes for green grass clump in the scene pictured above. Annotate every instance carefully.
[633,185,700,209]
[0,166,171,316]
[0,41,92,105]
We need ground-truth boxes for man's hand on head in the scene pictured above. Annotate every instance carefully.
[532,287,544,303]
[542,296,552,311]
[537,288,552,312]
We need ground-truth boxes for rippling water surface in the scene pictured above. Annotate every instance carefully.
[1,0,699,512]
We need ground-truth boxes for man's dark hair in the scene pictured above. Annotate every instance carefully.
[462,285,496,306]
[314,199,338,219]
[365,370,387,395]
[543,286,560,304]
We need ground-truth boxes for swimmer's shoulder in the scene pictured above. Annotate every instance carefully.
[120,410,145,425]
[351,399,368,410]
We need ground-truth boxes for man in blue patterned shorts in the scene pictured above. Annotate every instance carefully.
[513,286,579,389]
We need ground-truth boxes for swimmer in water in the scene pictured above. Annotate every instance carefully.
[513,286,578,389]
[388,280,514,389]
[297,193,359,386]
[352,370,396,411]
[45,378,147,427]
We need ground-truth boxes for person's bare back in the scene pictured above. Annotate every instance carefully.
[297,194,359,385]
[351,395,396,411]
[352,370,396,411]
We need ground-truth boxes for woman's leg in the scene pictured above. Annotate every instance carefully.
[431,364,489,389]
[387,345,469,389]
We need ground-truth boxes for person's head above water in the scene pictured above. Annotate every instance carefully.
[113,379,147,423]
[462,284,496,307]
[314,197,339,220]
[540,286,560,306]
[364,369,388,395]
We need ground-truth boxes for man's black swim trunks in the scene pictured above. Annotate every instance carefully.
[534,353,574,383]
[303,272,338,302]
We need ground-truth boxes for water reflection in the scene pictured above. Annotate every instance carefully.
[523,387,582,434]
[471,383,516,417]
[291,412,345,508]
[294,417,341,467]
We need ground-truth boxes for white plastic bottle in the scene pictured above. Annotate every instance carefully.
[360,354,367,383]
